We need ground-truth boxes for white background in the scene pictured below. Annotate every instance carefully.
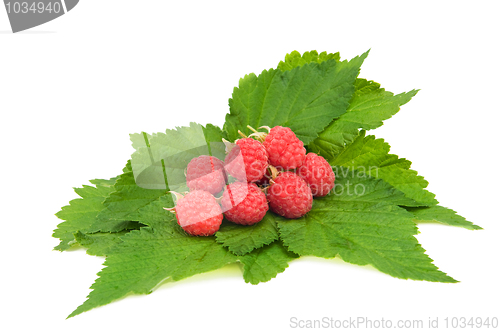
[1,1,499,331]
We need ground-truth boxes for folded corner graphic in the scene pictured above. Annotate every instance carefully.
[4,0,79,33]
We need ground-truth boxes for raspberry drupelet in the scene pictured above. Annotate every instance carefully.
[297,153,335,197]
[267,172,313,219]
[221,182,269,225]
[186,155,226,195]
[224,138,268,183]
[263,126,306,169]
[173,190,223,236]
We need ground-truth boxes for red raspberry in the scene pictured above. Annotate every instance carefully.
[224,138,268,183]
[221,182,269,225]
[186,155,226,195]
[267,172,313,219]
[263,126,306,169]
[175,190,223,236]
[297,153,335,197]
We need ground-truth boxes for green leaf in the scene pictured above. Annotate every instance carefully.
[53,177,134,251]
[126,194,175,229]
[224,51,368,145]
[68,221,237,318]
[129,122,226,192]
[201,123,227,161]
[407,205,482,230]
[330,131,438,206]
[277,168,457,283]
[215,213,282,255]
[239,241,298,285]
[97,123,228,228]
[330,166,421,207]
[277,50,340,71]
[74,231,130,256]
[96,161,169,229]
[202,123,227,143]
[308,79,418,159]
[88,178,117,187]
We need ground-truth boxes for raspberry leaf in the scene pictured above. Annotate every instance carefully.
[330,167,421,207]
[277,168,457,283]
[201,124,227,160]
[239,241,298,285]
[100,123,225,230]
[202,123,227,142]
[276,52,417,158]
[308,79,418,159]
[74,231,129,256]
[329,131,437,206]
[275,52,418,159]
[126,194,175,229]
[53,178,139,251]
[277,50,340,71]
[215,213,282,256]
[68,222,238,318]
[87,178,117,187]
[97,161,170,227]
[407,205,482,230]
[129,122,226,192]
[224,51,368,145]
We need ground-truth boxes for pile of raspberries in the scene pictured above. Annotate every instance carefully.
[168,126,335,236]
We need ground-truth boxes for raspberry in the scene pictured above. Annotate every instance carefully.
[263,126,306,169]
[186,155,226,195]
[267,172,313,219]
[174,190,223,236]
[221,182,269,225]
[224,138,268,183]
[297,153,335,197]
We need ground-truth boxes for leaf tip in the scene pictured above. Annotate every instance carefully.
[66,308,81,319]
[445,276,460,283]
[361,48,371,59]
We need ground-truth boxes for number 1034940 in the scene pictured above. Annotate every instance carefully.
[444,317,498,329]
[5,2,62,14]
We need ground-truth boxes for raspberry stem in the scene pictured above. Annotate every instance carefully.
[257,126,271,133]
[168,191,184,203]
[247,125,268,143]
[247,125,259,133]
[163,207,176,214]
[163,191,184,214]
[268,165,280,184]
[222,138,237,154]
